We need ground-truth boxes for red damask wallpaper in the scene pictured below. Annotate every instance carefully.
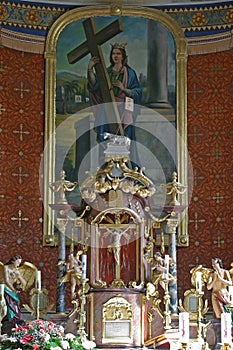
[0,46,232,311]
[0,48,58,306]
[178,51,233,300]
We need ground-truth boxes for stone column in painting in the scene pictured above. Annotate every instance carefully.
[75,115,91,177]
[146,20,171,109]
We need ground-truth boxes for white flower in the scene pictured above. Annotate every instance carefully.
[60,340,70,349]
[50,347,63,350]
[0,335,8,341]
[44,333,51,341]
[58,325,65,333]
[64,333,76,340]
[82,338,96,350]
[8,337,18,342]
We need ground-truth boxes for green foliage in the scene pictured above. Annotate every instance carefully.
[0,319,96,350]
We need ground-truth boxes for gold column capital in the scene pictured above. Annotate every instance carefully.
[166,218,179,234]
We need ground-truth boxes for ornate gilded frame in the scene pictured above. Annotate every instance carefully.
[178,288,209,321]
[43,5,188,247]
[102,296,133,344]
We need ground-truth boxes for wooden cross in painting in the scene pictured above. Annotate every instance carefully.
[67,17,124,135]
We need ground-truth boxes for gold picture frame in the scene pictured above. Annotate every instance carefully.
[43,5,188,247]
[178,288,209,321]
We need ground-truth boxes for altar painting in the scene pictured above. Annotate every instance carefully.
[55,15,176,184]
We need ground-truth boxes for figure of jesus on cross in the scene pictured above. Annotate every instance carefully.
[67,17,142,169]
[105,226,131,281]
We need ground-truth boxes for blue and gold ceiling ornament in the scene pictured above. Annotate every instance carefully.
[0,1,232,39]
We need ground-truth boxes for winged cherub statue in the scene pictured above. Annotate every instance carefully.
[0,255,37,330]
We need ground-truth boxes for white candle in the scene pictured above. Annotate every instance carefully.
[179,312,190,343]
[163,254,169,279]
[0,284,4,297]
[221,313,232,344]
[195,271,202,293]
[36,270,41,291]
[82,254,87,280]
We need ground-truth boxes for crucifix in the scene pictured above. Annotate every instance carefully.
[67,17,124,135]
[105,226,130,280]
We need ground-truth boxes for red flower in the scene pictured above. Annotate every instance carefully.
[20,335,34,344]
[13,325,28,334]
[48,322,54,331]
[32,344,40,350]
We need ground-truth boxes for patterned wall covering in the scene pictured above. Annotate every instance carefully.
[178,50,233,300]
[0,46,232,311]
[0,47,59,306]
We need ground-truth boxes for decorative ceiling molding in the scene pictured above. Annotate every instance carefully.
[0,1,232,34]
[0,27,45,53]
[0,1,232,54]
[2,25,232,54]
[18,0,233,5]
[187,30,233,54]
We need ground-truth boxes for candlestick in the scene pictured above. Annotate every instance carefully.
[195,271,202,293]
[221,313,232,344]
[82,254,87,280]
[179,312,189,344]
[36,270,41,291]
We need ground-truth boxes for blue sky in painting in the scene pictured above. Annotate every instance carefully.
[56,16,149,77]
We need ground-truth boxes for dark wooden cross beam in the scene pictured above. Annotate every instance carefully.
[67,17,124,135]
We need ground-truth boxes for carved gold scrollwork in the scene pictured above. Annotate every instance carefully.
[102,296,133,344]
[103,296,132,320]
[109,279,126,288]
[178,288,208,321]
[146,282,163,319]
[23,287,54,318]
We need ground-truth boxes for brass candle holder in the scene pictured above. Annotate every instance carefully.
[195,290,211,350]
[23,287,54,319]
[196,290,204,341]
[35,289,42,319]
[77,278,88,340]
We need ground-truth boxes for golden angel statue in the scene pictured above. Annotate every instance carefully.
[0,255,37,329]
[59,251,83,300]
[151,252,175,290]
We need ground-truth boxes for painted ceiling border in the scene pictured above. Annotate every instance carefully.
[0,1,232,54]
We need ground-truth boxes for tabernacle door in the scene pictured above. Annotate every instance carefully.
[90,218,145,288]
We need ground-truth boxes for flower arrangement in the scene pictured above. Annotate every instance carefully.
[0,319,96,350]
